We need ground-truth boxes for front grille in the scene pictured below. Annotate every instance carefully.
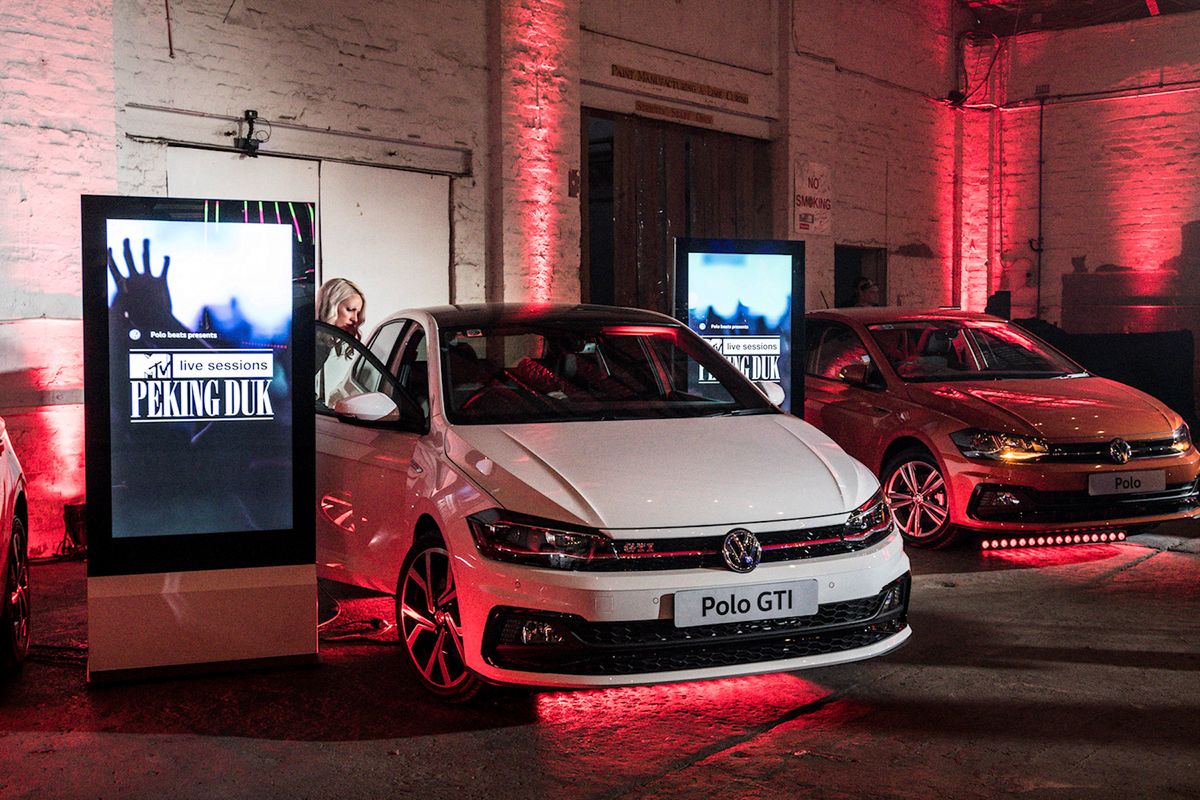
[1047,437,1181,463]
[969,480,1200,522]
[483,574,910,675]
[584,524,889,572]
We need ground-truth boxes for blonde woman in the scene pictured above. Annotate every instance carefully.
[315,277,366,407]
[316,277,366,339]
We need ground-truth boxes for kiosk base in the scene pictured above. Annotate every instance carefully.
[87,564,317,682]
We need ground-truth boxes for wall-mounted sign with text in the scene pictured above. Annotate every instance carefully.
[794,161,832,235]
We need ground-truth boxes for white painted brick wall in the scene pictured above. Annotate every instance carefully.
[114,0,491,302]
[0,2,114,555]
[787,0,960,309]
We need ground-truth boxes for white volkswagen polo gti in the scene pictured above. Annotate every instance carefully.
[316,304,910,700]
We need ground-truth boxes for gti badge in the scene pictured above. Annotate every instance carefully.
[721,529,761,573]
[1108,438,1133,464]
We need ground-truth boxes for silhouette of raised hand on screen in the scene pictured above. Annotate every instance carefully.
[108,237,191,336]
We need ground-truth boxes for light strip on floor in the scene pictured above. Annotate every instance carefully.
[980,531,1127,550]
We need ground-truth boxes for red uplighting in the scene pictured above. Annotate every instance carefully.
[504,2,572,304]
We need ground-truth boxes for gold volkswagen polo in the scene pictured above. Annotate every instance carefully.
[804,309,1200,548]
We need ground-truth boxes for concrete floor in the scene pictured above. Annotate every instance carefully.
[2,525,1198,800]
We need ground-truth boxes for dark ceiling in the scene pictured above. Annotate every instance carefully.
[959,0,1200,36]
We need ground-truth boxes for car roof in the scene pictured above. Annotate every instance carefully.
[807,306,1003,326]
[380,303,683,329]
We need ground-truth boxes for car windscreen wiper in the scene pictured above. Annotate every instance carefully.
[704,407,777,417]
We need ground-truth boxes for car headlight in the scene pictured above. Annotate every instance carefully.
[950,429,1049,462]
[845,488,892,540]
[1171,424,1191,453]
[467,509,616,570]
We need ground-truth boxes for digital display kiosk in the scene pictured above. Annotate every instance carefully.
[674,238,805,413]
[82,195,317,681]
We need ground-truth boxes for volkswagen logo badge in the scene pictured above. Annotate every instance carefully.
[721,529,762,573]
[1109,438,1133,464]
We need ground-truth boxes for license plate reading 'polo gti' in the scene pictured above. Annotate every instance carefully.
[674,579,819,628]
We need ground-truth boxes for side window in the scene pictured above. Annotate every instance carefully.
[316,322,400,415]
[393,326,429,414]
[812,324,872,381]
[804,320,829,375]
[368,321,408,369]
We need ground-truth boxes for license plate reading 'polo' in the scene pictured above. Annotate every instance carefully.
[1088,470,1165,496]
[674,579,818,628]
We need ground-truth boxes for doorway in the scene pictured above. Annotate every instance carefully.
[582,110,773,315]
[834,245,888,308]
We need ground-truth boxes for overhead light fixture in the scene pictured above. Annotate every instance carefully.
[233,109,265,157]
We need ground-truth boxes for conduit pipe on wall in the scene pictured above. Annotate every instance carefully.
[1028,98,1045,321]
[980,78,1200,111]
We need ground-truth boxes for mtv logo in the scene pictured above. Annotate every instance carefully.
[129,352,172,380]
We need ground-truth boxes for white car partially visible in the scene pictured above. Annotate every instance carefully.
[0,416,29,671]
[316,304,910,700]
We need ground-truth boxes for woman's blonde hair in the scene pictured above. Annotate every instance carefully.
[316,277,365,327]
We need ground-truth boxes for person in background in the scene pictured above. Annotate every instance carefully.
[317,277,366,339]
[853,277,882,307]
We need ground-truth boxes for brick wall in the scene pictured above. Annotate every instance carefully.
[784,0,962,310]
[0,2,115,555]
[490,0,582,303]
[994,13,1200,323]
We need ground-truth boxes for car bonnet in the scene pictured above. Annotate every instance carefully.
[443,414,876,530]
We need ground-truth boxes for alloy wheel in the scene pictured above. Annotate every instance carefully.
[398,545,470,692]
[885,459,949,540]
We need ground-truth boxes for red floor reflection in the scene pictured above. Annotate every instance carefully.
[536,671,829,724]
[980,543,1125,568]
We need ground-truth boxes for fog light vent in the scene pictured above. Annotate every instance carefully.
[879,585,903,612]
[519,620,565,645]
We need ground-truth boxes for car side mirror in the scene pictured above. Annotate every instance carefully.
[754,380,786,406]
[334,392,399,422]
[839,362,882,388]
[333,391,425,431]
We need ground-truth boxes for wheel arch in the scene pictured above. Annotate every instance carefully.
[414,513,443,542]
[14,492,26,531]
[879,436,937,475]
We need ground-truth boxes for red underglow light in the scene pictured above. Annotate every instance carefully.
[980,530,1126,551]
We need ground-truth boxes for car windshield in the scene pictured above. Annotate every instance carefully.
[440,320,777,424]
[866,320,1083,382]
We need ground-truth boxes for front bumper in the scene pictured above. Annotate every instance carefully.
[483,573,909,676]
[943,449,1200,533]
[453,527,911,688]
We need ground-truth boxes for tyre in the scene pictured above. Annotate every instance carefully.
[395,532,482,702]
[882,448,961,548]
[2,517,30,669]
